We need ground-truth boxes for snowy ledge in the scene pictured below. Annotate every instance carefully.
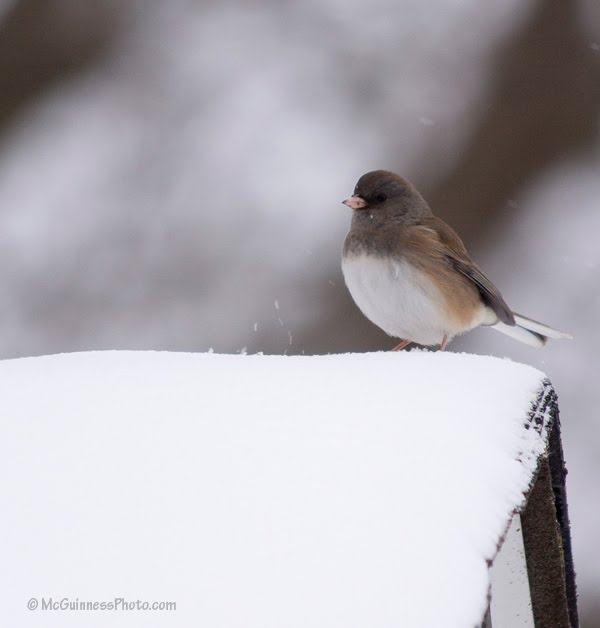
[0,351,575,627]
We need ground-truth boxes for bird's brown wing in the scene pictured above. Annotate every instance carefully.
[449,257,515,325]
[421,216,515,325]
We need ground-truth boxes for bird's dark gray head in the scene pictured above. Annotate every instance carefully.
[342,170,431,224]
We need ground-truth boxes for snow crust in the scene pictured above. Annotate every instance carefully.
[0,350,548,627]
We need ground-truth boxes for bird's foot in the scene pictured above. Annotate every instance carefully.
[391,339,413,351]
[439,335,448,352]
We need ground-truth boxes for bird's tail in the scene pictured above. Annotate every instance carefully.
[492,313,573,349]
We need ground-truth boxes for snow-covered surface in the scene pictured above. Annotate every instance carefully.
[0,350,549,627]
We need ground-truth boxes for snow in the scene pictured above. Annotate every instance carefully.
[0,350,549,627]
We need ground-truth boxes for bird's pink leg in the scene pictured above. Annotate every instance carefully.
[439,335,448,352]
[391,339,413,351]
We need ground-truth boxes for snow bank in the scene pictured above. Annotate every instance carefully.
[0,350,548,627]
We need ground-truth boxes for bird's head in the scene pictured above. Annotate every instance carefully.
[342,170,431,223]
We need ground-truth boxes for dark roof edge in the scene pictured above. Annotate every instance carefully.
[523,378,579,628]
[546,386,579,628]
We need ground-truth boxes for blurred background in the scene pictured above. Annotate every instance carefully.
[0,0,598,621]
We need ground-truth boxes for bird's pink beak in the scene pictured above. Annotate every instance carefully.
[342,195,367,210]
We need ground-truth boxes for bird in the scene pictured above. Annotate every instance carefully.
[341,170,572,351]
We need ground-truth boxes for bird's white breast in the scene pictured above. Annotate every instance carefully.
[342,254,457,346]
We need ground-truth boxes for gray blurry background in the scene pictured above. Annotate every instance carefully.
[1,0,598,621]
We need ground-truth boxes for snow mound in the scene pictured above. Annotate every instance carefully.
[0,350,549,627]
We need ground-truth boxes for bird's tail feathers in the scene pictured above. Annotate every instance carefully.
[492,313,572,349]
[512,313,573,340]
[492,322,546,348]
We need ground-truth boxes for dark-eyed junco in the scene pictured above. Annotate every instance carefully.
[341,170,572,350]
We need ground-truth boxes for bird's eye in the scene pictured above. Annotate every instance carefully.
[375,193,387,202]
